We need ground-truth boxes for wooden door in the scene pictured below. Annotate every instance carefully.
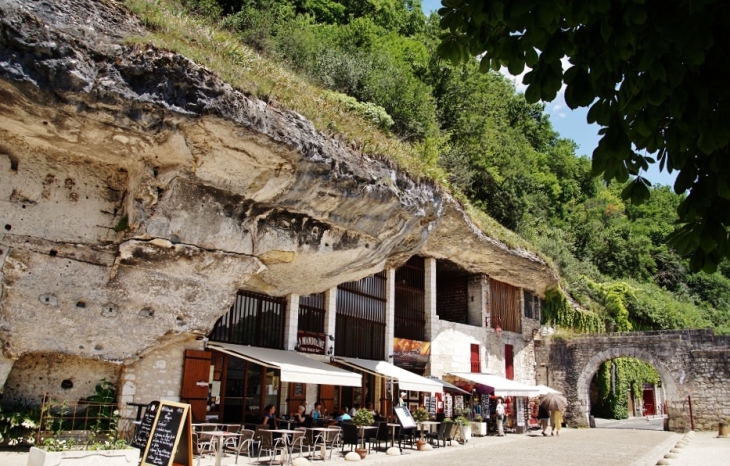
[181,350,212,422]
[642,388,655,416]
[287,383,306,415]
[470,344,480,372]
[505,344,514,380]
[319,385,336,416]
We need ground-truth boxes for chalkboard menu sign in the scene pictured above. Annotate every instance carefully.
[141,401,193,466]
[131,401,160,451]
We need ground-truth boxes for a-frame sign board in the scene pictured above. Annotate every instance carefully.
[140,401,193,466]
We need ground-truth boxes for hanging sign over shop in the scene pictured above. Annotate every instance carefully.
[392,338,430,372]
[296,331,326,354]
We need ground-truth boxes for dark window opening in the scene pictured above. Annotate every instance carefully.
[336,272,386,360]
[298,293,326,334]
[395,256,425,341]
[436,259,470,324]
[209,290,285,349]
[523,290,541,321]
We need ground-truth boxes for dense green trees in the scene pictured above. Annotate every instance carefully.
[436,0,730,273]
[170,0,728,334]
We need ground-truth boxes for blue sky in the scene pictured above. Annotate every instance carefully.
[421,0,677,187]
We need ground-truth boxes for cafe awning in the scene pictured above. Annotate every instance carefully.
[208,342,362,387]
[426,376,470,395]
[334,356,442,393]
[448,373,540,397]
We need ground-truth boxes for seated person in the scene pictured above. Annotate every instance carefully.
[349,403,360,417]
[290,404,307,426]
[366,402,378,416]
[335,408,352,425]
[311,402,323,425]
[263,404,278,430]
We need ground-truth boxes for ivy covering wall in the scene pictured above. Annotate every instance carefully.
[592,357,660,420]
[542,287,605,333]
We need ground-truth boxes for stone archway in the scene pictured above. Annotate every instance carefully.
[575,347,681,428]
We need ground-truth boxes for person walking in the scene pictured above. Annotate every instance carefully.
[495,398,505,437]
[538,404,550,436]
[550,409,562,436]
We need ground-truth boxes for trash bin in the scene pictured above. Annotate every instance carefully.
[589,416,595,428]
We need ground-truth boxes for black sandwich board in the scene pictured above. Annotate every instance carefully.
[131,401,160,451]
[140,401,193,466]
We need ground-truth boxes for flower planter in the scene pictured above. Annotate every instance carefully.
[470,422,487,437]
[458,425,471,442]
[416,439,427,450]
[27,446,140,466]
[355,447,368,459]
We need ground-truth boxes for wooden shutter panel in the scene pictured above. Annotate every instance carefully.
[181,350,212,422]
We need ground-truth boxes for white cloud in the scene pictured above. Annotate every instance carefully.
[499,55,571,102]
[552,104,563,112]
[558,112,567,118]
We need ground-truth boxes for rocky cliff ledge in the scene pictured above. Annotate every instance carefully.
[0,0,556,364]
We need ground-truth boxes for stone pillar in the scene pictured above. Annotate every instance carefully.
[284,294,300,351]
[424,257,437,341]
[324,287,337,355]
[0,356,16,394]
[384,268,395,360]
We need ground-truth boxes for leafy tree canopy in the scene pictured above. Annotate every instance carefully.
[436,0,730,273]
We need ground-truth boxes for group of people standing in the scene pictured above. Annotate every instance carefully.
[537,404,562,436]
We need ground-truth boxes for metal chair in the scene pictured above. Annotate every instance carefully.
[425,422,449,448]
[289,429,310,459]
[340,423,359,453]
[368,422,389,453]
[224,428,255,464]
[322,428,341,460]
[257,430,287,465]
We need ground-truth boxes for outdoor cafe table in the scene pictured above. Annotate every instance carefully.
[417,421,440,433]
[263,429,299,464]
[303,427,340,460]
[198,430,241,466]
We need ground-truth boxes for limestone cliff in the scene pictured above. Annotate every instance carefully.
[0,0,556,364]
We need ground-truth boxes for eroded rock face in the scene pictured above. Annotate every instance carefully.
[0,0,556,364]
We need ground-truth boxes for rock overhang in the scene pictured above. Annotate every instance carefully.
[0,0,557,363]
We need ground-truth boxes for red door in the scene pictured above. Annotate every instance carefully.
[470,344,480,372]
[505,344,514,380]
[642,388,655,416]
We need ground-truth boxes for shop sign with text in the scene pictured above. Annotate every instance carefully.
[392,338,430,371]
[296,331,326,354]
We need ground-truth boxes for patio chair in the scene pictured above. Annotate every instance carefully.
[425,422,449,448]
[396,426,416,450]
[257,430,287,465]
[224,428,255,464]
[368,421,389,453]
[322,427,341,460]
[340,423,359,453]
[289,429,310,459]
[193,431,217,466]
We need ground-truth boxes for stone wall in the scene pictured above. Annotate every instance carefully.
[118,335,202,431]
[2,353,121,405]
[536,329,730,432]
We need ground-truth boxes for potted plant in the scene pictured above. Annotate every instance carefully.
[352,408,374,459]
[470,414,487,437]
[454,410,471,443]
[411,407,430,450]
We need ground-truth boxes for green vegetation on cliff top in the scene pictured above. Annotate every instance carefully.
[123,0,730,334]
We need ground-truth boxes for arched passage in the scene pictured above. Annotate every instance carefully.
[575,347,682,428]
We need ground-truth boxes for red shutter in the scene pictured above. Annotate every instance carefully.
[181,349,212,422]
[470,344,480,373]
[505,344,514,380]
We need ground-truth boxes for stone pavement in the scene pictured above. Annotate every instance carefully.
[4,427,728,466]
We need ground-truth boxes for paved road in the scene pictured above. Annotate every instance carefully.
[594,416,665,431]
[0,427,685,466]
